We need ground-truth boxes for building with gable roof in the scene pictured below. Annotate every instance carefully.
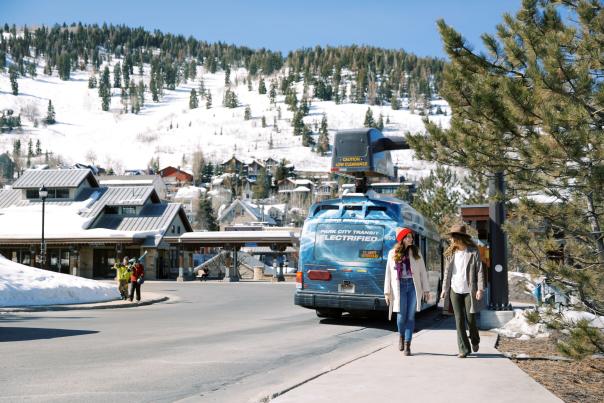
[0,168,192,279]
[217,199,276,230]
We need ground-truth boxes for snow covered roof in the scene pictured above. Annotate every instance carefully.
[81,186,158,219]
[13,169,99,189]
[293,186,310,192]
[90,203,190,234]
[174,186,205,199]
[217,199,277,225]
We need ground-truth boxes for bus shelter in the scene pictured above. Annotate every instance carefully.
[164,230,300,281]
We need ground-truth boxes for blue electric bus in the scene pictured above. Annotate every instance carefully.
[294,129,442,318]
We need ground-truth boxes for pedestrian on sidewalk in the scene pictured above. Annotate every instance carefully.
[440,224,485,358]
[128,258,145,302]
[384,227,430,356]
[111,258,130,300]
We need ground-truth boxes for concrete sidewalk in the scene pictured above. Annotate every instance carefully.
[0,292,169,312]
[271,317,561,403]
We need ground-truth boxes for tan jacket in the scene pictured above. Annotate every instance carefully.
[384,248,429,320]
[442,247,485,314]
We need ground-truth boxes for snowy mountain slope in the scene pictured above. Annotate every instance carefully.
[0,61,450,178]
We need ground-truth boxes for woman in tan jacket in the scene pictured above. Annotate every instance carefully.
[384,227,430,356]
[440,224,485,358]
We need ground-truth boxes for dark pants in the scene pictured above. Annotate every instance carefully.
[450,291,480,355]
[129,281,141,301]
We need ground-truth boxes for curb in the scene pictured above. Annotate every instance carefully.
[0,296,169,312]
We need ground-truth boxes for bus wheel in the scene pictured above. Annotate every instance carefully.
[316,308,342,319]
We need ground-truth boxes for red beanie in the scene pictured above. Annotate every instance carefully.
[396,227,413,243]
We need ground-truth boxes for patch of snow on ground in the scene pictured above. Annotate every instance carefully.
[0,254,119,307]
[494,309,550,339]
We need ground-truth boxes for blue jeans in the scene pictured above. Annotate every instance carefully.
[397,278,417,341]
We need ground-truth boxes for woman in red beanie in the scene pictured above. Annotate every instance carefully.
[384,227,430,356]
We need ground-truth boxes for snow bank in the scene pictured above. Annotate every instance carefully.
[494,309,551,339]
[0,255,119,307]
[494,307,604,339]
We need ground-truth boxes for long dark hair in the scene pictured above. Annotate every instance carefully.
[394,241,420,261]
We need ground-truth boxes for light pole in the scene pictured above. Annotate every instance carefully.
[39,184,48,270]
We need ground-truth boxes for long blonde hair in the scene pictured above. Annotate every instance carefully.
[444,234,476,258]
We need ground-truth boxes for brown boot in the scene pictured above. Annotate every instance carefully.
[398,336,404,351]
[404,341,411,356]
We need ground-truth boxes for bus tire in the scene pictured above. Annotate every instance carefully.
[316,308,342,319]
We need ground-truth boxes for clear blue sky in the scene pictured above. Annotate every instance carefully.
[1,0,522,58]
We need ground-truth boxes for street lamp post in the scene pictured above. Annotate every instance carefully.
[39,185,48,270]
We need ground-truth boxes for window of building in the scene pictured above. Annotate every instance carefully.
[122,206,136,215]
[25,188,70,199]
[104,206,119,214]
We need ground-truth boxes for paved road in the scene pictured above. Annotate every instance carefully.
[0,281,437,402]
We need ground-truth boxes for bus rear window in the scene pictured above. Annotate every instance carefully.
[314,223,384,262]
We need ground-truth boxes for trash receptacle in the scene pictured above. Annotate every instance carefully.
[253,267,264,281]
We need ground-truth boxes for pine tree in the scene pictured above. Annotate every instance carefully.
[189,88,199,109]
[99,66,111,111]
[122,60,130,85]
[391,94,400,110]
[197,193,219,231]
[412,165,461,232]
[258,77,267,94]
[244,105,251,120]
[35,139,41,156]
[150,74,159,102]
[261,115,266,128]
[137,80,145,107]
[269,133,274,149]
[376,113,384,131]
[120,87,129,113]
[198,77,206,97]
[363,107,375,128]
[113,62,122,88]
[269,80,277,104]
[253,168,269,199]
[292,110,305,136]
[317,114,330,155]
[88,75,97,88]
[407,0,604,352]
[224,64,230,86]
[189,60,197,81]
[45,100,56,124]
[206,91,212,109]
[9,66,18,95]
[302,126,313,147]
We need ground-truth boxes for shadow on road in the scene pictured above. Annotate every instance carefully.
[0,327,98,342]
[317,307,447,333]
[0,314,93,323]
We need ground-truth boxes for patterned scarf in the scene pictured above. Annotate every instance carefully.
[395,252,412,280]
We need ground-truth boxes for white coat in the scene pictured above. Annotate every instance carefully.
[383,248,429,320]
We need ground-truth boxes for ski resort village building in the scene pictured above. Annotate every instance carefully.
[0,168,192,279]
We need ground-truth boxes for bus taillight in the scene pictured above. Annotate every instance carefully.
[307,270,331,281]
[296,271,303,289]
